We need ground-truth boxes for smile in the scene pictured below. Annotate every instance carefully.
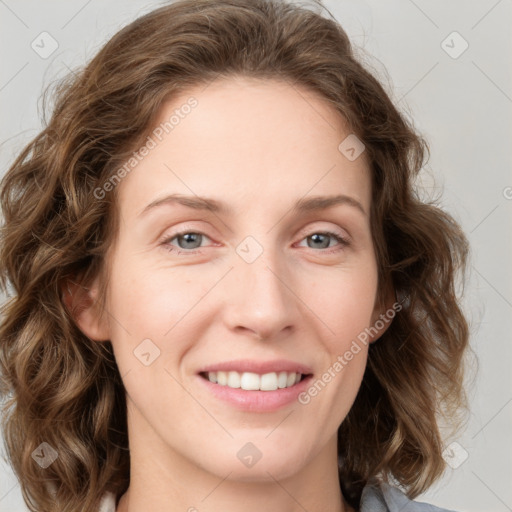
[200,371,306,391]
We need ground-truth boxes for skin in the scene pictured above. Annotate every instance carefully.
[72,76,393,512]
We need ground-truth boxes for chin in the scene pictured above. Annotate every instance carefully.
[196,439,312,482]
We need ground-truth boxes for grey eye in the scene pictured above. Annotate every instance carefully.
[307,233,332,249]
[175,232,204,250]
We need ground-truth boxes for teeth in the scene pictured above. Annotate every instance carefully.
[277,371,288,388]
[205,371,302,391]
[260,373,277,391]
[227,371,241,388]
[241,372,261,390]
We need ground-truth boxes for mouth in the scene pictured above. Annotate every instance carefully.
[197,370,314,412]
[199,370,311,391]
[195,359,314,411]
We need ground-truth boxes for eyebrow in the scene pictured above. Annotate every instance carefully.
[138,193,366,217]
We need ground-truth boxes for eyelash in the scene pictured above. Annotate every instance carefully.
[160,229,350,256]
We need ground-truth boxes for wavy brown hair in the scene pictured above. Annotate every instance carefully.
[0,0,470,510]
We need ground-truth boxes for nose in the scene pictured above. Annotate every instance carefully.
[222,242,301,341]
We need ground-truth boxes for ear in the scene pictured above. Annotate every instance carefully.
[62,276,110,342]
[367,283,398,344]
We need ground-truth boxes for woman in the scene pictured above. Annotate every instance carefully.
[0,0,469,511]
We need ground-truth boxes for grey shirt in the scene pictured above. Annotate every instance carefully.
[361,481,457,511]
[98,481,457,511]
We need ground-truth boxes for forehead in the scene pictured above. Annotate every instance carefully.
[116,76,371,219]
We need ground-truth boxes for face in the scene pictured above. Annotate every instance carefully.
[79,76,386,483]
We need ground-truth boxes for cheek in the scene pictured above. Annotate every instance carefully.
[302,267,377,417]
[107,247,193,328]
[104,255,211,370]
[104,262,200,412]
[311,262,378,350]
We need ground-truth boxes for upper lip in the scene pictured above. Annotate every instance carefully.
[197,359,314,375]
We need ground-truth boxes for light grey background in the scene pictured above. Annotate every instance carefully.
[1,1,511,511]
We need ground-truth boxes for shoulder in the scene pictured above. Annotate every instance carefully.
[98,491,117,512]
[360,480,458,512]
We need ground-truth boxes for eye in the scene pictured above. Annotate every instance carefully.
[161,231,213,255]
[296,231,349,252]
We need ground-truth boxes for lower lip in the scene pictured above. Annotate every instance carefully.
[196,374,314,412]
